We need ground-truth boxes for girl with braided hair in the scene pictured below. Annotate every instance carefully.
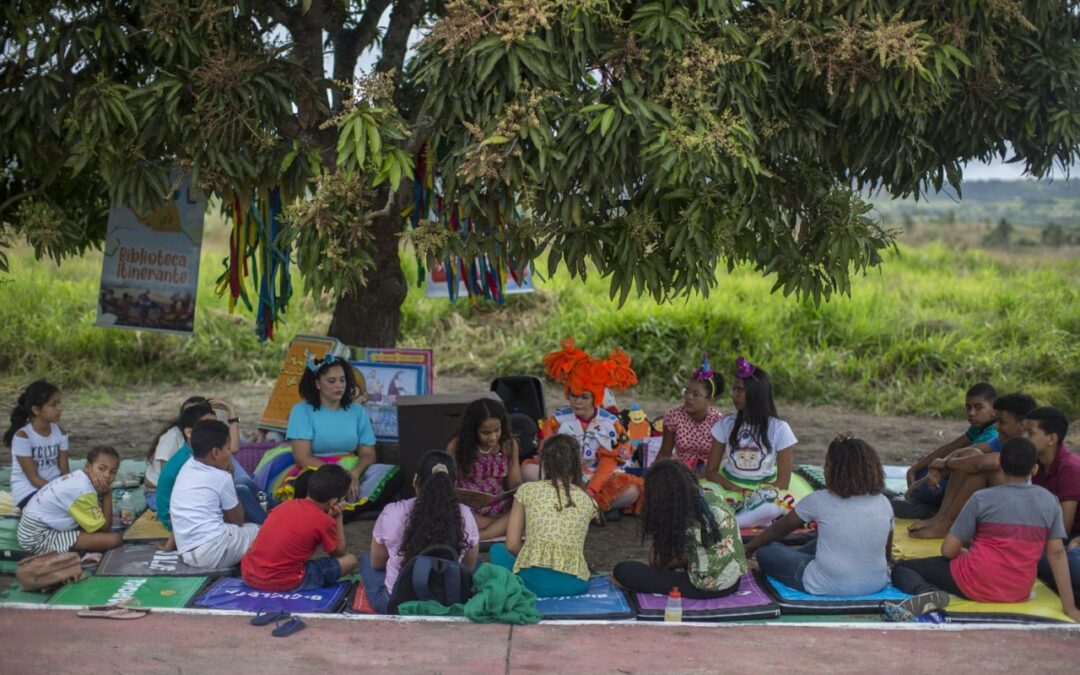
[612,459,747,598]
[490,435,598,597]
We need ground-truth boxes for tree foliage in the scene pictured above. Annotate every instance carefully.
[2,1,1078,340]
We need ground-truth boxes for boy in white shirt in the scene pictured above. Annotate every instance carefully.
[171,420,259,569]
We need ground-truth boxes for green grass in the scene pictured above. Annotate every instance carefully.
[2,225,1078,418]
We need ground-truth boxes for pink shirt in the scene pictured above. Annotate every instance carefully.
[372,498,479,593]
[664,405,723,470]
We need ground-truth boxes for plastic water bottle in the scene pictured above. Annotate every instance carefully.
[664,587,682,623]
[119,491,135,527]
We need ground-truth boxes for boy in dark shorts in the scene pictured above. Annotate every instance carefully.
[241,464,358,591]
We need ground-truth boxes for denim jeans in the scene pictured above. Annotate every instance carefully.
[231,458,266,525]
[359,552,392,614]
[756,539,818,592]
[1037,546,1080,598]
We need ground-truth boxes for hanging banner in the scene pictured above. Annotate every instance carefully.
[425,260,534,299]
[96,176,206,334]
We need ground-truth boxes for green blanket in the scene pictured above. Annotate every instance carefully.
[398,563,542,625]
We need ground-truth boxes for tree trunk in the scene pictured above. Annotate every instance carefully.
[327,202,408,348]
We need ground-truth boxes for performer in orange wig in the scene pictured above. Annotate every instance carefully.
[535,337,643,514]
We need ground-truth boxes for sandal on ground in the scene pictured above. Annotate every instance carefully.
[250,605,289,627]
[78,600,149,620]
[883,590,950,622]
[272,616,305,637]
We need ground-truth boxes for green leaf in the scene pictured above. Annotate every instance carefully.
[599,108,615,136]
[480,135,510,146]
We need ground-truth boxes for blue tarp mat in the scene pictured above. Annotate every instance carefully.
[535,576,635,621]
[762,574,909,615]
[192,577,351,614]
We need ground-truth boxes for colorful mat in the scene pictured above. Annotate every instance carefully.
[97,544,235,578]
[0,582,52,605]
[0,518,29,561]
[633,572,780,622]
[944,580,1076,624]
[346,581,377,614]
[122,510,170,542]
[535,576,636,621]
[699,473,815,506]
[761,575,909,615]
[252,446,398,511]
[192,577,351,614]
[891,519,945,561]
[48,576,208,608]
[0,490,17,517]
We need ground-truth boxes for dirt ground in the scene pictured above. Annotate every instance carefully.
[0,374,966,572]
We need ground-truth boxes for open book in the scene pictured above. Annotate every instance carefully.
[455,487,517,511]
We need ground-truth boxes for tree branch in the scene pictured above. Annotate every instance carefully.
[330,0,394,110]
[376,0,423,81]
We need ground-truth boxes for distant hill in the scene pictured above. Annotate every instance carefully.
[865,179,1080,227]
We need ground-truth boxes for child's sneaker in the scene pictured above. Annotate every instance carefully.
[883,591,950,622]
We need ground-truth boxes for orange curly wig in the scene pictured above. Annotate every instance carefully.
[542,337,638,404]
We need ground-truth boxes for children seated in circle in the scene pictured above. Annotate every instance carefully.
[893,382,998,522]
[533,338,642,515]
[282,355,401,516]
[490,435,597,597]
[5,380,70,510]
[360,451,479,614]
[612,459,746,598]
[156,402,265,549]
[903,392,1036,539]
[145,395,209,511]
[242,464,358,591]
[703,357,797,496]
[745,436,893,596]
[447,399,522,541]
[888,437,1080,622]
[172,420,260,570]
[655,354,725,473]
[17,446,123,555]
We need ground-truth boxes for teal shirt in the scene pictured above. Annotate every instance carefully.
[155,443,192,532]
[286,402,376,455]
[965,423,998,446]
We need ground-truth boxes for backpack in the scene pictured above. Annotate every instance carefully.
[387,544,474,614]
[16,551,84,592]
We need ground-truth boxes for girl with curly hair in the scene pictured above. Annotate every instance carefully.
[360,451,479,614]
[612,459,747,598]
[745,435,893,596]
[447,398,522,540]
[490,435,598,597]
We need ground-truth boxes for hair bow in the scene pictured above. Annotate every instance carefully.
[735,356,757,380]
[431,463,449,474]
[692,353,716,397]
[304,351,337,373]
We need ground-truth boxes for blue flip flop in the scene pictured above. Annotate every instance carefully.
[250,605,288,627]
[272,616,306,638]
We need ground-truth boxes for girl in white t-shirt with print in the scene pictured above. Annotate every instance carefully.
[4,380,71,509]
[703,358,797,491]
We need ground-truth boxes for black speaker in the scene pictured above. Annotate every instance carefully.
[396,392,503,495]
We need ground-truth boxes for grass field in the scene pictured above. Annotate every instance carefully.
[1,217,1078,419]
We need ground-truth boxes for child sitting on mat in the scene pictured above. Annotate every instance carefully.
[888,437,1080,622]
[1026,407,1080,599]
[242,464,358,591]
[16,446,122,554]
[360,451,479,614]
[703,357,797,494]
[5,380,70,510]
[905,393,1037,540]
[144,396,207,510]
[490,435,598,597]
[612,459,746,598]
[655,353,725,473]
[745,436,893,596]
[171,420,260,570]
[447,398,522,541]
[893,382,998,521]
[157,403,265,550]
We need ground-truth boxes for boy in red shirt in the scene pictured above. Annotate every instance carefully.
[886,437,1080,622]
[242,464,358,591]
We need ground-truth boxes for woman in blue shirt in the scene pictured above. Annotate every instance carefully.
[258,355,401,518]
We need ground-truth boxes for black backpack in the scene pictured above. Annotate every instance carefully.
[387,545,474,614]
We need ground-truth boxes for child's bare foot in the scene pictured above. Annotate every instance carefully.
[908,519,949,539]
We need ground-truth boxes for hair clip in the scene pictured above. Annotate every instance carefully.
[304,351,336,373]
[431,463,449,474]
[735,356,757,380]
